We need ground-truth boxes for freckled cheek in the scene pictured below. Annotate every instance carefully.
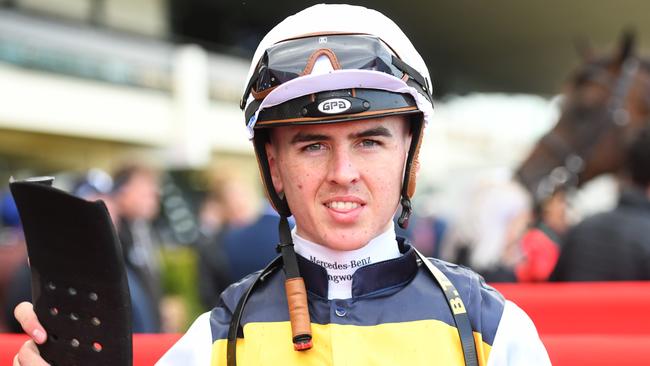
[375,178,393,196]
[373,170,403,199]
[285,169,311,196]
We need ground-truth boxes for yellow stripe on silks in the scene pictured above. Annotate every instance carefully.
[211,320,491,365]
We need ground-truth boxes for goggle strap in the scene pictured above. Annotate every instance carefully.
[391,55,431,98]
[241,73,259,110]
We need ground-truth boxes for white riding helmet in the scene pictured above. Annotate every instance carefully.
[240,4,434,228]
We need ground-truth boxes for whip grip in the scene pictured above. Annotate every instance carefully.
[284,277,312,350]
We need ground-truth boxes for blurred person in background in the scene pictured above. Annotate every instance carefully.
[551,126,650,281]
[196,189,231,310]
[413,216,448,259]
[535,189,570,241]
[197,192,226,245]
[72,168,119,222]
[222,200,294,284]
[217,174,259,228]
[395,208,448,259]
[111,163,164,332]
[442,175,533,282]
[516,189,568,282]
[0,190,28,332]
[201,175,290,298]
[75,168,163,332]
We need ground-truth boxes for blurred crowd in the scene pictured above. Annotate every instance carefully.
[0,162,289,334]
[441,126,650,283]
[0,126,648,334]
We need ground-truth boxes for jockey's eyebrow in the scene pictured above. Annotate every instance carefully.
[290,133,330,144]
[349,126,392,139]
[289,126,392,145]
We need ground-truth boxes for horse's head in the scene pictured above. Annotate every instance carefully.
[517,31,650,204]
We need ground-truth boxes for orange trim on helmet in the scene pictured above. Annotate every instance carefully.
[407,127,425,199]
[251,85,277,100]
[255,106,419,127]
[302,49,343,75]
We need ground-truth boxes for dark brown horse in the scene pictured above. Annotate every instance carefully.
[517,32,650,204]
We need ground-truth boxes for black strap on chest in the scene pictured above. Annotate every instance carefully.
[413,248,479,366]
[227,248,479,366]
[226,256,283,366]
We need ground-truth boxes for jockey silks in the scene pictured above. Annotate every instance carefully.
[157,239,550,365]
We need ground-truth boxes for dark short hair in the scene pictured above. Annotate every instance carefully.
[627,126,650,188]
[111,164,157,194]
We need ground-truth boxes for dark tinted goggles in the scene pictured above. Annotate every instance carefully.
[241,34,431,109]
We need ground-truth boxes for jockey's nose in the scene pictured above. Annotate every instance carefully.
[326,146,360,186]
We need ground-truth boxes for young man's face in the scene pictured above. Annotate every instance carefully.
[266,115,412,251]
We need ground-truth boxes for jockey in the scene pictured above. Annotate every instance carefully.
[13,4,550,366]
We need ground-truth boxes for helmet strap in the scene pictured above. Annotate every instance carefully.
[398,115,423,229]
[397,196,412,229]
[276,215,297,270]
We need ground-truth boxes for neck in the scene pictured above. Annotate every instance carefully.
[292,222,401,300]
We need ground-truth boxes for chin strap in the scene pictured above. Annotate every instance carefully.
[397,196,412,229]
[398,115,423,230]
[276,216,313,351]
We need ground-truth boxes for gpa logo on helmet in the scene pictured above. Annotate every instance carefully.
[318,98,352,114]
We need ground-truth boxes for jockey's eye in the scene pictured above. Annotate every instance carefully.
[302,143,325,152]
[359,139,381,148]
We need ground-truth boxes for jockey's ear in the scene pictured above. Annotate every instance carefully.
[265,141,284,196]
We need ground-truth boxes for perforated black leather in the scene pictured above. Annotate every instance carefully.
[10,179,132,366]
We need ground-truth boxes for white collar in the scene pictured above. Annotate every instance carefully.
[292,222,401,299]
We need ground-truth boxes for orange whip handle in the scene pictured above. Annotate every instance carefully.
[277,215,312,350]
[285,277,312,350]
